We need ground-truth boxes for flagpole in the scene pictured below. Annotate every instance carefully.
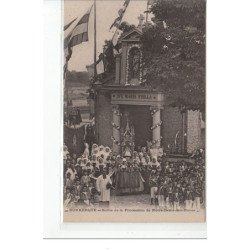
[94,0,97,78]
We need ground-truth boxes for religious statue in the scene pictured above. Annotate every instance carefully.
[121,112,135,158]
[128,47,140,85]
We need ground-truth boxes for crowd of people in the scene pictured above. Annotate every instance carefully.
[63,142,205,212]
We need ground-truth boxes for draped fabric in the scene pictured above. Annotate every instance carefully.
[115,169,144,194]
[85,124,96,151]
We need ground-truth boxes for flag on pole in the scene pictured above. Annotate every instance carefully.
[109,0,130,30]
[112,29,121,47]
[110,0,130,49]
[64,17,77,31]
[64,6,93,73]
[69,6,93,48]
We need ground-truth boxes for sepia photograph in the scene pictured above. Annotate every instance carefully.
[63,0,206,222]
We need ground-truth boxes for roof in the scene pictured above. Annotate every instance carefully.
[119,27,142,43]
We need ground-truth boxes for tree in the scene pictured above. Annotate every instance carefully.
[141,0,206,112]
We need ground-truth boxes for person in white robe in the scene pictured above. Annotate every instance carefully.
[91,143,99,156]
[103,147,111,160]
[82,143,89,158]
[98,145,105,158]
[80,157,88,171]
[96,169,112,206]
[65,164,77,181]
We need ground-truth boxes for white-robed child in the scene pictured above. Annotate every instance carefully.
[98,145,105,158]
[80,157,88,170]
[103,147,111,160]
[82,143,90,158]
[91,143,99,156]
[86,161,94,174]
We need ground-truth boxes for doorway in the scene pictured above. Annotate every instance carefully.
[120,105,152,148]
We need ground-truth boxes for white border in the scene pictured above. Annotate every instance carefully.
[43,0,206,238]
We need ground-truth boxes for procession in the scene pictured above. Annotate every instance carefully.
[63,140,205,211]
[63,0,206,221]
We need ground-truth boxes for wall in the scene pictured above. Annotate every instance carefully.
[95,91,112,147]
[186,110,201,153]
[162,106,184,153]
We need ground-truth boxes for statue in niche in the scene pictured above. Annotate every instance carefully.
[128,47,140,85]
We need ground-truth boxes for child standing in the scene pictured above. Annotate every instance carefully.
[173,187,180,211]
[184,185,193,211]
[193,184,201,212]
[157,180,165,207]
[78,185,91,206]
[149,171,158,205]
[80,170,90,187]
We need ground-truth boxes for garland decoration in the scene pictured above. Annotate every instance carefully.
[111,122,120,130]
[151,136,163,146]
[111,136,121,146]
[113,109,122,116]
[151,108,159,116]
[151,121,162,130]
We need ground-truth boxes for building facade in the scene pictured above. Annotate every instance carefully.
[93,26,203,156]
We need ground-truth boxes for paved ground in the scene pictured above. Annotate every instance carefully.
[110,194,151,209]
[110,193,205,210]
[64,193,206,222]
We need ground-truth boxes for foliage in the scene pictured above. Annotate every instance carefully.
[141,0,206,111]
[118,21,135,33]
[103,39,115,74]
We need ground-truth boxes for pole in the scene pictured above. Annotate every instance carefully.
[64,64,69,125]
[94,0,97,78]
[146,1,149,23]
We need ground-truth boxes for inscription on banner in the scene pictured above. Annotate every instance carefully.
[112,93,156,100]
[111,92,164,106]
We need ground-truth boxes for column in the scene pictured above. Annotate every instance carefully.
[112,105,121,154]
[150,107,162,148]
[181,111,187,154]
[115,54,121,84]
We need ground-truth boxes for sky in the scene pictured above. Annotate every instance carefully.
[64,0,150,71]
